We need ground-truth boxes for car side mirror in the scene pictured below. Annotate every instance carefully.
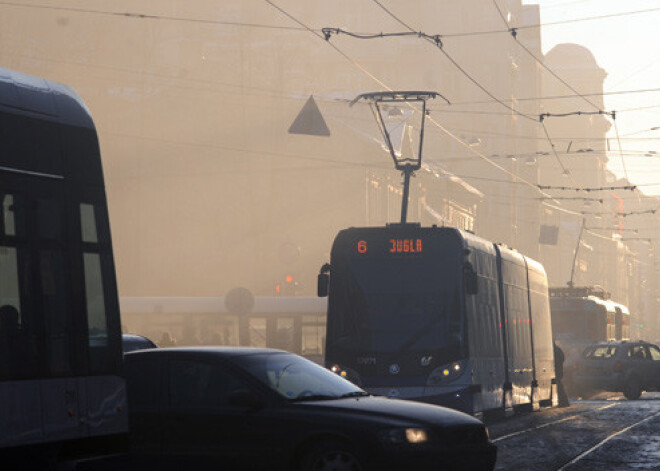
[464,262,478,295]
[317,273,329,297]
[228,390,265,410]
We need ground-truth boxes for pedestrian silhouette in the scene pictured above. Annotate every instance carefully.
[554,340,570,407]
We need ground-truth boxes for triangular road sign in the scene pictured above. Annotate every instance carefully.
[288,95,330,136]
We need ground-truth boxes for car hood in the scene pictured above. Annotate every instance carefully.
[296,395,483,427]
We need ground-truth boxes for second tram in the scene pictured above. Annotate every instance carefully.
[549,286,631,390]
[319,224,557,416]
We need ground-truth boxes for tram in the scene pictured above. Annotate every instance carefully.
[318,224,557,416]
[549,286,631,388]
[0,68,126,465]
[120,296,327,364]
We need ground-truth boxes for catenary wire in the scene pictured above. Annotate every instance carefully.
[491,0,602,112]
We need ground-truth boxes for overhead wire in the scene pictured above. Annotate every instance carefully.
[12,0,654,212]
[491,0,602,112]
[0,0,310,31]
[264,0,593,218]
[365,0,538,122]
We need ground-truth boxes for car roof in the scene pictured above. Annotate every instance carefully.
[122,333,155,341]
[588,340,656,347]
[124,345,290,359]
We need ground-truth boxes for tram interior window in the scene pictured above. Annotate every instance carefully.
[40,250,73,375]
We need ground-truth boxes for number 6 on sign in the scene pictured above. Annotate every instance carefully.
[357,240,367,253]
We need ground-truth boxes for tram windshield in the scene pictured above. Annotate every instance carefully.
[334,257,462,355]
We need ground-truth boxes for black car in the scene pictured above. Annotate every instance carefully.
[122,333,158,353]
[124,347,496,471]
[572,340,660,399]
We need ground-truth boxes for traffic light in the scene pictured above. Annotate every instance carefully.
[276,274,298,296]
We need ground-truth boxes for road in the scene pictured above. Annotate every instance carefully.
[488,392,660,470]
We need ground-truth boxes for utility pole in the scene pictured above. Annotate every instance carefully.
[568,217,586,287]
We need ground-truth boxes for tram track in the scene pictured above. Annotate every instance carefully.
[554,408,660,471]
[491,396,660,470]
[490,402,620,443]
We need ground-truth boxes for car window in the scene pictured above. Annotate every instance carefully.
[584,345,617,359]
[647,346,660,361]
[169,359,251,408]
[626,345,648,360]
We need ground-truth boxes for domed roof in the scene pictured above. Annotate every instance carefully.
[545,43,603,72]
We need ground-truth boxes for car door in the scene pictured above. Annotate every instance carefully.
[644,345,660,390]
[124,355,163,456]
[160,356,277,469]
[625,345,652,388]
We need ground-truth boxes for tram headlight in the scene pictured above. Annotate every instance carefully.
[426,360,467,386]
[328,364,363,386]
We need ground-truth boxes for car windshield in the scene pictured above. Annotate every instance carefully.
[584,345,617,360]
[239,352,367,401]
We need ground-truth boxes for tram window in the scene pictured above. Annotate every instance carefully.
[0,247,22,379]
[40,250,73,376]
[3,194,15,236]
[84,253,108,347]
[2,193,26,237]
[80,203,98,243]
[37,198,63,240]
[0,247,22,316]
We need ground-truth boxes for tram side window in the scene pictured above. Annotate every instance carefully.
[80,203,98,243]
[0,247,22,379]
[80,203,111,372]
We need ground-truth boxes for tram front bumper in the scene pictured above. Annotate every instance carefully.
[368,385,480,415]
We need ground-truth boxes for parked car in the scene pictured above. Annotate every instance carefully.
[123,347,497,471]
[572,340,660,399]
[122,333,157,353]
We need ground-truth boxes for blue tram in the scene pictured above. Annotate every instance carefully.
[319,224,557,416]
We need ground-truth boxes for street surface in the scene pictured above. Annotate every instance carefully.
[489,392,660,470]
[78,392,660,471]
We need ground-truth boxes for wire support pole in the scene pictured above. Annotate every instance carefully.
[569,217,586,288]
[400,166,413,224]
[540,117,572,180]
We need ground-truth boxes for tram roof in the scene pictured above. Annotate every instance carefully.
[0,67,93,129]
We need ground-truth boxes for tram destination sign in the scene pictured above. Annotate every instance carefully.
[354,237,424,256]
